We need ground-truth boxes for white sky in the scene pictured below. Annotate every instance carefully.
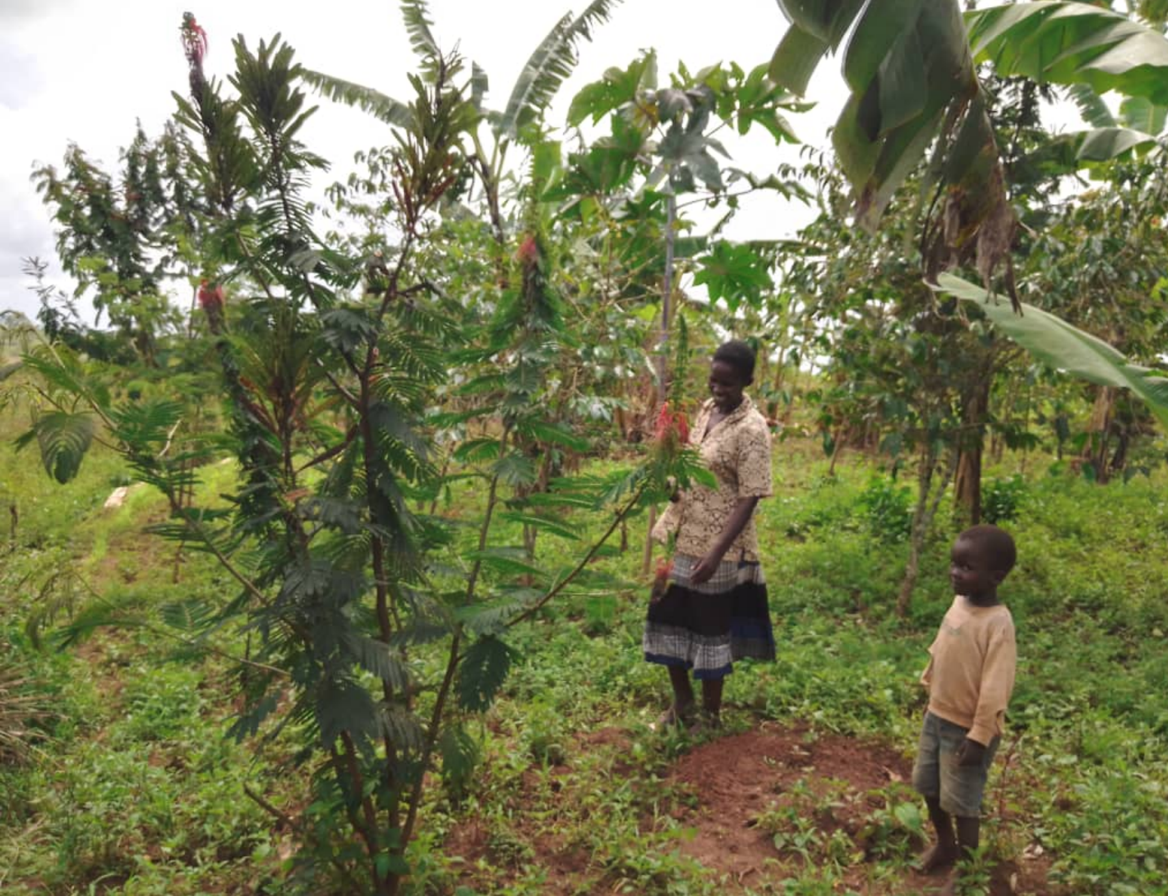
[0,0,853,324]
[0,0,1085,325]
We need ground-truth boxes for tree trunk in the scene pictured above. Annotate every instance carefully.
[897,447,957,617]
[1082,386,1116,484]
[643,193,677,576]
[953,361,993,525]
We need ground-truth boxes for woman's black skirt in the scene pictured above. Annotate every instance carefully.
[643,553,775,680]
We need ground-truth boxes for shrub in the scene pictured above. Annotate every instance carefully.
[857,475,913,542]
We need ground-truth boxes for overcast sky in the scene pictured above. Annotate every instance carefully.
[0,0,1084,326]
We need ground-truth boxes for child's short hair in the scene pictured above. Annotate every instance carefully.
[713,340,756,384]
[958,524,1016,574]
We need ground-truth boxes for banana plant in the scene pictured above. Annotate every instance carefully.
[1058,84,1167,163]
[935,272,1168,431]
[303,0,623,253]
[767,1,1168,299]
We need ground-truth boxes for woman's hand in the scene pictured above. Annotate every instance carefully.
[690,550,724,585]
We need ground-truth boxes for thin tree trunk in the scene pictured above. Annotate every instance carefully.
[954,360,993,525]
[1082,386,1116,483]
[643,193,677,576]
[897,447,957,617]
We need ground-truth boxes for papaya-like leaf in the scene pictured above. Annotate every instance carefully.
[693,241,773,310]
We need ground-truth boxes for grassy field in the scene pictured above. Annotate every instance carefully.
[2,395,1168,895]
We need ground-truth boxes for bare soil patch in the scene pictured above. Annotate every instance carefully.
[445,721,1059,895]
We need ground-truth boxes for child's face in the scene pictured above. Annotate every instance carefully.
[708,360,746,412]
[949,537,1004,601]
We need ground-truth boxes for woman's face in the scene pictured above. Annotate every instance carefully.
[708,359,746,412]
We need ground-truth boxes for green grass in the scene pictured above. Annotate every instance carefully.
[4,392,1168,894]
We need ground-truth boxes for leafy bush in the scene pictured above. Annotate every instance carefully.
[982,474,1027,524]
[857,475,913,542]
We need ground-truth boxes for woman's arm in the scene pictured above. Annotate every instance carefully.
[690,496,759,584]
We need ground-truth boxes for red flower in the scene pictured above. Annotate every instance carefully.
[516,234,539,266]
[181,13,208,66]
[654,402,689,445]
[197,279,224,312]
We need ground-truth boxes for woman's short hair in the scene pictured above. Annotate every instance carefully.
[713,340,756,384]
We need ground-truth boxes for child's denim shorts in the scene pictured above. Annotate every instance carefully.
[911,712,999,817]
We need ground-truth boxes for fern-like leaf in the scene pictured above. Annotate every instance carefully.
[18,411,96,484]
[455,635,517,711]
[379,703,426,753]
[343,632,411,690]
[159,598,217,633]
[316,676,379,746]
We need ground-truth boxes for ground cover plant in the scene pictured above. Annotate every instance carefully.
[4,383,1168,894]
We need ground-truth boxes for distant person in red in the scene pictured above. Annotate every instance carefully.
[644,340,775,730]
[913,525,1018,894]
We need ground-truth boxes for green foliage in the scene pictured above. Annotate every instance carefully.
[981,474,1026,525]
[857,475,912,543]
[967,3,1168,106]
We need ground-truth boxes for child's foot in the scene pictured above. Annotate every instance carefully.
[916,843,960,874]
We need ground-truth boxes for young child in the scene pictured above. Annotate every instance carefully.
[913,524,1017,894]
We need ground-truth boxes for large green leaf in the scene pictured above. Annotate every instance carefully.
[499,0,623,138]
[1119,96,1168,135]
[770,1,1168,283]
[567,52,657,127]
[935,273,1168,430]
[300,69,412,128]
[1073,126,1159,162]
[967,2,1168,107]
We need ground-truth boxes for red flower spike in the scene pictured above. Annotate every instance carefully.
[654,402,690,445]
[197,279,224,312]
[516,234,539,266]
[181,12,208,66]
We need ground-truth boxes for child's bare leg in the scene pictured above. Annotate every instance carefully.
[936,815,980,895]
[955,815,980,854]
[918,797,960,872]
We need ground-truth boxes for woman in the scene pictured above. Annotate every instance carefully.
[644,339,775,729]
